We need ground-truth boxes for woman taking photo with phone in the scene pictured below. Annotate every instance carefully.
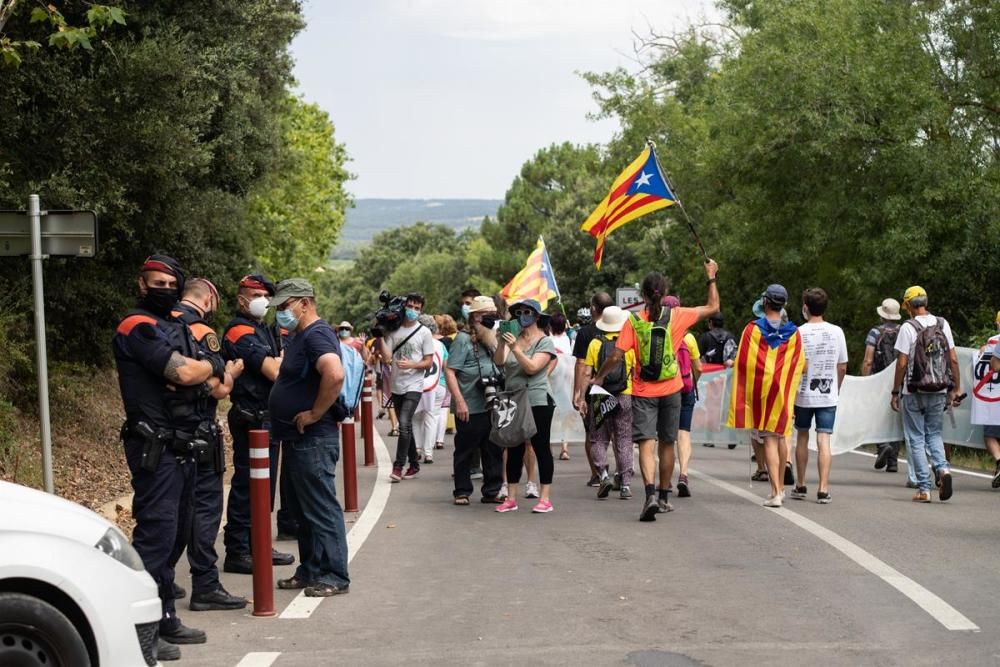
[494,299,558,513]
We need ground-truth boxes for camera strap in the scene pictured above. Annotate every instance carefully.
[392,324,424,355]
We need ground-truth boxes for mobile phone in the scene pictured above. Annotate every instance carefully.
[498,320,521,337]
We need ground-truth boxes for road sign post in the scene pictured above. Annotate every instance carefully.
[0,197,97,494]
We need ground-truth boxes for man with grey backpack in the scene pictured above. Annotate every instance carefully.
[890,286,962,503]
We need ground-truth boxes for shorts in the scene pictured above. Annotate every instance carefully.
[983,424,1000,439]
[678,391,697,432]
[794,405,837,434]
[631,392,682,444]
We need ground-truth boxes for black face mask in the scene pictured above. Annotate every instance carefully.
[140,287,179,317]
[203,310,215,325]
[479,316,497,329]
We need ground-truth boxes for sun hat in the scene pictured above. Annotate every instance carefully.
[468,295,497,314]
[337,321,353,330]
[509,298,542,315]
[596,306,629,333]
[876,298,901,321]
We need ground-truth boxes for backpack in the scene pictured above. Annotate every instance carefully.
[630,308,678,382]
[905,317,953,393]
[597,334,628,395]
[339,343,365,412]
[678,341,694,394]
[701,329,735,365]
[871,324,899,373]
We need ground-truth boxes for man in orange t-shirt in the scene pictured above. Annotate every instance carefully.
[594,260,720,522]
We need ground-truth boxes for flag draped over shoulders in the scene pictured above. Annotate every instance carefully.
[727,318,805,435]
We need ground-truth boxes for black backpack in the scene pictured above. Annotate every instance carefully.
[905,318,953,393]
[871,324,899,373]
[701,328,736,365]
[598,334,628,395]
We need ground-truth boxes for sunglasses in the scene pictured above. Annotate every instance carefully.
[511,309,536,318]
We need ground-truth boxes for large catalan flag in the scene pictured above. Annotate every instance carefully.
[726,318,806,435]
[501,237,561,311]
[581,145,677,268]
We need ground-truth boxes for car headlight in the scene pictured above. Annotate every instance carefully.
[95,526,146,571]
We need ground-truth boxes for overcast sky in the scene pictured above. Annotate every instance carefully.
[290,0,716,199]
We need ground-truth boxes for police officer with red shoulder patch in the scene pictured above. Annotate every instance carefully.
[113,255,230,660]
[221,274,295,574]
[167,278,249,613]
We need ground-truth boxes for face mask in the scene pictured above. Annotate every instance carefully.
[140,286,178,317]
[479,316,497,330]
[247,296,269,319]
[405,308,419,322]
[276,307,299,330]
[518,313,537,328]
[203,309,215,325]
[338,329,350,339]
[461,304,471,319]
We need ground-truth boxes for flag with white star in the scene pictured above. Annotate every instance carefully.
[580,145,677,268]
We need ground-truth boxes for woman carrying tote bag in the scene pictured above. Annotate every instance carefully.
[493,299,558,514]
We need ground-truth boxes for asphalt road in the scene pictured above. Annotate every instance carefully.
[173,423,1000,666]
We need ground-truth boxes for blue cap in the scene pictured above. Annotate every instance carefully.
[763,284,788,307]
[510,298,543,314]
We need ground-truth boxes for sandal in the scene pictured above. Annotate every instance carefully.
[389,428,399,437]
[435,442,445,450]
[559,450,570,461]
[454,496,470,505]
[277,575,309,590]
[751,470,769,482]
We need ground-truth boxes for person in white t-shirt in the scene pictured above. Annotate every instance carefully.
[890,286,961,503]
[791,288,847,504]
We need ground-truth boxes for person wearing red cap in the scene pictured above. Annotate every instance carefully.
[114,255,235,659]
[221,274,296,575]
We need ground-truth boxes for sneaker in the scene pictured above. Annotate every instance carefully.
[499,482,508,499]
[992,461,1000,489]
[619,486,632,500]
[874,444,890,470]
[657,498,674,513]
[612,472,622,491]
[470,467,484,480]
[525,481,540,498]
[639,495,659,522]
[586,474,601,488]
[790,485,808,500]
[816,491,832,504]
[912,490,931,503]
[532,499,553,513]
[390,466,403,482]
[597,475,614,499]
[403,466,420,480]
[763,493,783,508]
[424,455,434,464]
[938,472,953,501]
[886,464,898,473]
[495,498,518,513]
[677,475,691,498]
[783,463,795,486]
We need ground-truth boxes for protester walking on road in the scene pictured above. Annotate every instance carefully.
[791,288,847,505]
[494,299,558,513]
[891,286,960,503]
[727,284,806,508]
[861,298,903,473]
[413,314,448,464]
[580,306,635,500]
[593,262,720,522]
[268,279,351,597]
[573,292,614,486]
[664,295,702,498]
[984,318,1000,488]
[698,312,736,368]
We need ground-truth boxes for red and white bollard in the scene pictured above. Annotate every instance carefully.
[248,429,276,617]
[361,372,375,467]
[341,416,359,513]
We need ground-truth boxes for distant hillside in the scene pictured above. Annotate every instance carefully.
[331,199,501,260]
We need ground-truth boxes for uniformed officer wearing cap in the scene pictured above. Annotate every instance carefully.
[167,278,249,613]
[113,255,233,659]
[222,274,296,574]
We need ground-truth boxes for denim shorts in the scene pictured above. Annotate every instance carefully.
[678,391,697,432]
[984,424,1000,439]
[794,405,837,434]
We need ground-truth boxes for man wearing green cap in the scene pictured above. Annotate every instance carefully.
[268,279,351,596]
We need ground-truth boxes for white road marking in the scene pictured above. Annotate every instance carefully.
[236,652,281,667]
[690,468,980,632]
[278,428,392,619]
[848,450,992,480]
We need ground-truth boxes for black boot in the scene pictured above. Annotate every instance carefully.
[886,442,899,472]
[874,444,890,470]
[160,623,207,645]
[190,587,248,611]
[223,553,253,575]
[156,638,181,661]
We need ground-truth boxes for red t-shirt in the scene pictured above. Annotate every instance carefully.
[616,307,699,397]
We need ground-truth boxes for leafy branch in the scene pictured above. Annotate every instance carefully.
[0,1,125,68]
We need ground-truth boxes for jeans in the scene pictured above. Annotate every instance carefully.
[283,435,350,587]
[453,412,504,498]
[901,393,950,491]
[391,391,422,469]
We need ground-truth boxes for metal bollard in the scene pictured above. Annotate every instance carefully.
[361,372,375,467]
[249,429,276,617]
[341,416,359,513]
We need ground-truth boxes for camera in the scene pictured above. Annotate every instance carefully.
[479,373,505,407]
[370,290,407,337]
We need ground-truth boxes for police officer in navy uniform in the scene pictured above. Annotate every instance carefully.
[113,255,232,661]
[167,278,249,612]
[222,274,295,574]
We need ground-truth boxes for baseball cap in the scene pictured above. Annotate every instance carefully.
[876,298,902,321]
[468,295,497,314]
[509,298,542,315]
[763,284,788,307]
[271,278,315,308]
[902,286,927,306]
[337,321,353,331]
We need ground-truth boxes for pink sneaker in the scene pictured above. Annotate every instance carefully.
[389,467,403,482]
[495,498,518,513]
[403,466,420,480]
[532,499,553,513]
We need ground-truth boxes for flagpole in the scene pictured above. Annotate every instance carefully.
[646,138,710,263]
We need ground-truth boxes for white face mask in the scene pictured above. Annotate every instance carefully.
[248,296,269,319]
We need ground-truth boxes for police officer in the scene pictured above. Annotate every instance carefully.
[167,278,249,611]
[222,274,295,574]
[113,255,231,660]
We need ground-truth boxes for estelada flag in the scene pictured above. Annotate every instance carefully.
[727,318,806,435]
[501,236,561,310]
[580,145,677,268]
